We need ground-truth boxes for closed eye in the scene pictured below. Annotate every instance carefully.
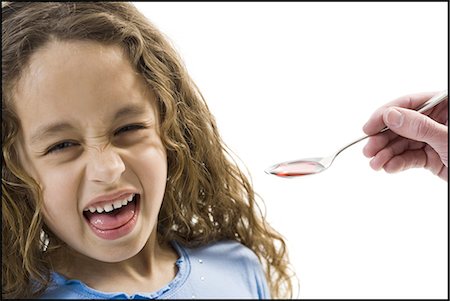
[114,124,147,136]
[46,141,79,155]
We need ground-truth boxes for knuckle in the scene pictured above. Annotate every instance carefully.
[412,117,434,140]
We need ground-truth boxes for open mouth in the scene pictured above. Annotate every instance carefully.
[83,193,140,240]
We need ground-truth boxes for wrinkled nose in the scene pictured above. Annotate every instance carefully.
[86,147,125,184]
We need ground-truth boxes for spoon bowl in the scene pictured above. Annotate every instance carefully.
[264,158,327,177]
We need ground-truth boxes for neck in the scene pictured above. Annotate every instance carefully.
[50,234,178,294]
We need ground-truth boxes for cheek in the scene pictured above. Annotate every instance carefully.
[37,164,82,232]
[17,142,82,236]
[41,172,79,209]
[127,140,167,204]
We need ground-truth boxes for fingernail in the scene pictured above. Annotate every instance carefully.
[362,122,369,133]
[385,108,403,128]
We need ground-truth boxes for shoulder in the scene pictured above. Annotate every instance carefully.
[39,272,125,299]
[38,273,94,299]
[172,239,270,298]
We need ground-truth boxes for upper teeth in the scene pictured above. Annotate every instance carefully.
[84,194,135,213]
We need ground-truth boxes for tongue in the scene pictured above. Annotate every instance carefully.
[84,201,136,230]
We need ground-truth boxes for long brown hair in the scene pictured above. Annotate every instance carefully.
[2,2,295,298]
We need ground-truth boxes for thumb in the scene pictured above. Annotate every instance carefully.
[383,107,448,160]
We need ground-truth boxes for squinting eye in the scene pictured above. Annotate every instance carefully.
[114,124,147,136]
[46,141,79,155]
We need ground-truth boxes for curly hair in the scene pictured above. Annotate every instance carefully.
[2,2,295,298]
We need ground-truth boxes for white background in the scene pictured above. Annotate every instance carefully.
[134,2,448,299]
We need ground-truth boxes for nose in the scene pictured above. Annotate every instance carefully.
[86,146,125,184]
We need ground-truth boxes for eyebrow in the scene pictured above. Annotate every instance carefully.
[30,122,75,145]
[29,104,150,145]
[113,104,148,120]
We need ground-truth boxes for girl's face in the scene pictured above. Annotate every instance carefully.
[14,40,167,262]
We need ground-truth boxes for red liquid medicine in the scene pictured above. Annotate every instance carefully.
[268,160,325,177]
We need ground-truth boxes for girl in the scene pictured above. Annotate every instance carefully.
[2,2,295,299]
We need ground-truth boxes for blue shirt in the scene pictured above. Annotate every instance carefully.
[40,240,271,299]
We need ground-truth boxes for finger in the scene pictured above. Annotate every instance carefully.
[383,107,448,164]
[369,138,424,170]
[362,92,438,136]
[432,99,449,124]
[423,145,447,174]
[383,149,427,173]
[384,145,446,177]
[437,166,448,181]
[363,131,395,158]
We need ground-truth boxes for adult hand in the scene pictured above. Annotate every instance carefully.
[362,91,448,181]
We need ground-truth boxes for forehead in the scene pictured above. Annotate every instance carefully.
[13,40,156,135]
[15,39,145,105]
[18,40,130,87]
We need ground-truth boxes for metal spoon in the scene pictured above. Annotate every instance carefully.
[265,89,448,178]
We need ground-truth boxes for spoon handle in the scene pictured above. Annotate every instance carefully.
[415,89,448,113]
